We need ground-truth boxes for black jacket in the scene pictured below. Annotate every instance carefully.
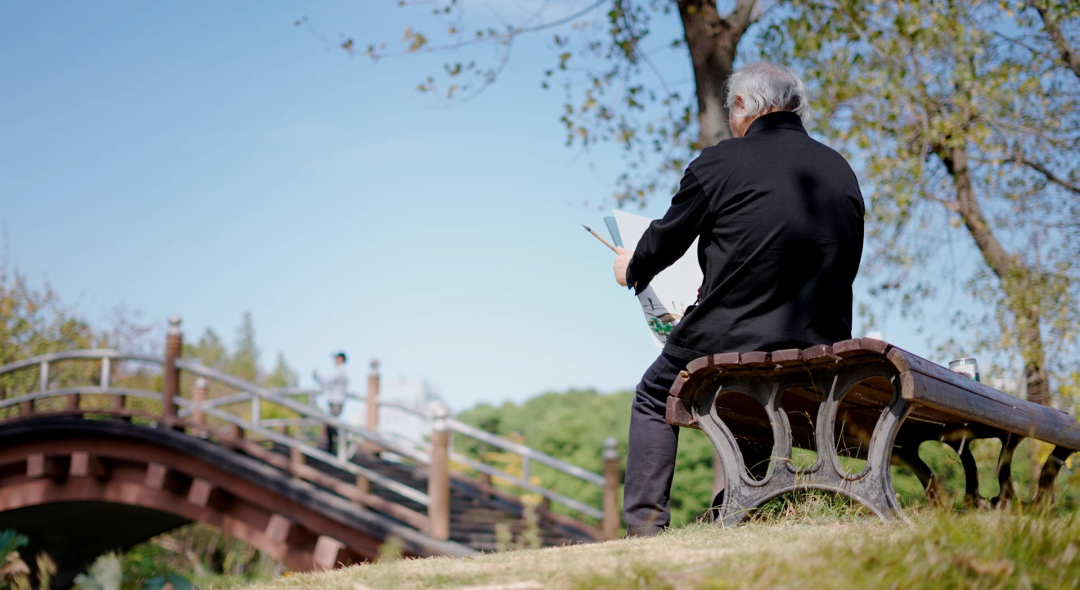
[627,111,864,360]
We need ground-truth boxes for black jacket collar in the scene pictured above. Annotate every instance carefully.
[745,111,807,136]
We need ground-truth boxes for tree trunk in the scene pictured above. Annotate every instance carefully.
[678,0,757,148]
[943,145,1052,407]
[678,0,757,497]
[1018,310,1052,405]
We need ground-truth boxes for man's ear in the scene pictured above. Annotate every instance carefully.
[731,95,745,118]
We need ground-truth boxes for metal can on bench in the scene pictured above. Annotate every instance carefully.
[949,357,980,382]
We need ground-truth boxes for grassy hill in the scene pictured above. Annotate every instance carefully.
[237,509,1080,590]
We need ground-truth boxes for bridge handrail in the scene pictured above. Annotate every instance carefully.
[0,349,160,376]
[171,387,608,489]
[308,391,609,489]
[229,388,607,488]
[0,351,433,467]
[0,386,162,410]
[447,419,607,487]
[174,359,432,466]
[448,453,605,520]
[188,400,431,505]
[0,343,617,534]
[0,384,431,506]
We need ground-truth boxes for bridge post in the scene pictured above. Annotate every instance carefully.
[191,377,208,426]
[602,437,621,540]
[103,356,126,416]
[162,315,182,429]
[290,447,305,482]
[428,404,451,541]
[366,359,380,432]
[358,358,381,457]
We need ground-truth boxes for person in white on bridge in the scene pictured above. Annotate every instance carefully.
[313,352,349,453]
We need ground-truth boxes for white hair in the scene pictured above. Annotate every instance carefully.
[724,62,811,122]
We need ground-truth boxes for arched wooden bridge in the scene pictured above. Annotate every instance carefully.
[0,317,621,588]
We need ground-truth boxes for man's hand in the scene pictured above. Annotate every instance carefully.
[613,246,632,287]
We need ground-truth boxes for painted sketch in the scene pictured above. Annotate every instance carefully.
[610,210,703,348]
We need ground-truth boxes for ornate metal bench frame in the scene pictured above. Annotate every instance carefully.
[665,339,1080,526]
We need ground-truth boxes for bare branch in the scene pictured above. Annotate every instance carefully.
[992,29,1049,58]
[1009,156,1080,196]
[1029,0,1080,79]
[923,192,960,214]
[362,0,609,59]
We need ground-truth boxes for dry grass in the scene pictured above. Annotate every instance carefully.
[229,522,829,590]
[225,506,1080,590]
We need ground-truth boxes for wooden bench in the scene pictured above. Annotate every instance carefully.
[665,339,1080,525]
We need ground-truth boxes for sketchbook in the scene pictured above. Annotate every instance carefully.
[607,210,703,348]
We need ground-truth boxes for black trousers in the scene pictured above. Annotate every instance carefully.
[325,403,344,455]
[623,352,687,536]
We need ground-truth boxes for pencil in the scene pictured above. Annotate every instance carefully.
[581,224,620,253]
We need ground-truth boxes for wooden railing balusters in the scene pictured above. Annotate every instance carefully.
[100,357,111,389]
[251,392,261,429]
[429,404,451,541]
[367,359,380,433]
[602,437,621,540]
[191,377,208,426]
[162,315,182,428]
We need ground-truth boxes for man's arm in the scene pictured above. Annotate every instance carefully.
[615,169,710,294]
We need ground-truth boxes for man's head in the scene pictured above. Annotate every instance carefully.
[334,352,347,365]
[725,62,810,138]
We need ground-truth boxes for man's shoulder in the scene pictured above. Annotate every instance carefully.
[690,138,741,168]
[686,138,744,185]
[692,131,855,176]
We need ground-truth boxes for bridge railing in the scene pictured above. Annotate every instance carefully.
[0,316,622,541]
[190,382,619,528]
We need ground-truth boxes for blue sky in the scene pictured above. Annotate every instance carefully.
[0,1,942,411]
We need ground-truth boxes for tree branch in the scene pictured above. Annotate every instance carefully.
[364,0,609,59]
[938,145,1014,279]
[725,0,758,33]
[1009,156,1080,196]
[1029,0,1080,79]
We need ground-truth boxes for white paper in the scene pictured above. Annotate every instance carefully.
[612,210,703,348]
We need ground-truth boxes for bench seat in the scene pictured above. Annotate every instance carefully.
[664,338,1079,525]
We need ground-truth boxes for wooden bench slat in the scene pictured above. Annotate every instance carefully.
[771,349,801,366]
[799,344,834,364]
[860,338,889,354]
[711,352,741,368]
[890,348,1080,450]
[665,397,698,429]
[896,371,1080,450]
[832,338,890,358]
[739,351,769,367]
[685,356,715,374]
[831,339,863,357]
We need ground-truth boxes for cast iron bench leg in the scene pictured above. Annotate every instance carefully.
[955,441,981,506]
[1035,446,1074,505]
[894,442,947,507]
[994,433,1023,507]
[693,368,912,526]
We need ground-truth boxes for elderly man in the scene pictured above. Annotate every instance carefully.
[613,62,864,536]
